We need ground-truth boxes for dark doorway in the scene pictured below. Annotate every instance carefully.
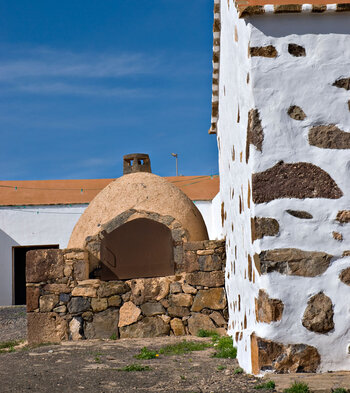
[100,218,174,280]
[12,244,59,305]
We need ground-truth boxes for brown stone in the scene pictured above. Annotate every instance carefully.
[26,287,40,312]
[170,293,193,307]
[185,271,225,287]
[91,298,108,312]
[343,250,350,257]
[97,281,130,298]
[197,249,214,256]
[184,252,200,272]
[287,105,306,120]
[182,283,197,294]
[309,125,350,149]
[73,259,89,281]
[240,5,265,17]
[108,295,122,307]
[27,312,68,345]
[339,267,350,285]
[67,297,91,314]
[250,45,277,58]
[336,210,350,223]
[128,277,170,305]
[43,283,71,294]
[64,250,85,260]
[252,161,343,203]
[53,305,66,313]
[209,311,227,327]
[119,316,170,338]
[251,334,320,374]
[253,217,279,240]
[255,290,284,323]
[170,282,182,294]
[198,255,222,271]
[118,301,141,327]
[259,248,332,277]
[192,288,226,312]
[167,306,190,318]
[71,286,97,298]
[288,44,306,57]
[187,313,216,335]
[286,210,313,219]
[333,231,343,241]
[247,109,264,165]
[39,294,59,312]
[140,302,165,316]
[170,318,186,336]
[302,292,334,333]
[26,249,64,283]
[333,78,350,90]
[84,308,119,339]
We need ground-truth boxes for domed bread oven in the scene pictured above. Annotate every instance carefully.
[68,154,209,280]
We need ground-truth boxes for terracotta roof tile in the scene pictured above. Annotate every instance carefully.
[0,176,219,206]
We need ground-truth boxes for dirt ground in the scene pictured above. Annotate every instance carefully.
[0,336,263,393]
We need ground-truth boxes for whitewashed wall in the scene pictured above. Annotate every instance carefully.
[0,204,87,305]
[218,0,350,374]
[0,199,220,305]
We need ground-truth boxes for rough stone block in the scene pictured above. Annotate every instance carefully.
[39,294,59,312]
[170,282,182,294]
[73,259,89,280]
[259,248,332,277]
[140,302,165,316]
[252,217,279,240]
[118,301,141,327]
[71,286,97,298]
[27,312,68,345]
[185,271,225,287]
[67,297,91,314]
[339,267,350,285]
[97,281,130,297]
[255,289,284,323]
[119,316,170,338]
[170,318,185,336]
[26,249,64,283]
[184,252,200,272]
[191,288,226,312]
[26,287,40,312]
[128,277,170,305]
[84,308,119,339]
[187,313,216,335]
[108,295,122,307]
[182,283,197,294]
[302,292,334,333]
[43,284,71,294]
[167,306,190,318]
[69,317,83,340]
[209,311,227,327]
[309,125,350,149]
[91,298,108,312]
[336,210,350,223]
[169,293,193,307]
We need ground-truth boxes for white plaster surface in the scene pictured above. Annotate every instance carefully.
[217,0,350,374]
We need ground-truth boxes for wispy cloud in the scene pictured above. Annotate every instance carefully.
[0,47,159,80]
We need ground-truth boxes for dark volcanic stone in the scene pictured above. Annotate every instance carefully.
[259,248,332,277]
[250,45,277,58]
[288,44,306,57]
[309,124,350,149]
[286,210,313,219]
[252,217,279,240]
[252,161,343,203]
[333,78,350,90]
[67,297,91,314]
[26,249,64,283]
[246,109,264,163]
[302,292,334,333]
[288,105,306,120]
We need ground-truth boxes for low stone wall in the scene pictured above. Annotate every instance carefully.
[26,240,227,344]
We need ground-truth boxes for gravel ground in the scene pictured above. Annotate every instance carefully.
[0,307,267,393]
[0,306,27,341]
[0,337,264,393]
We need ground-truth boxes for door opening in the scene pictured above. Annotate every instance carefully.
[12,244,59,305]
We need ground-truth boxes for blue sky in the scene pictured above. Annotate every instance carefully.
[0,1,217,180]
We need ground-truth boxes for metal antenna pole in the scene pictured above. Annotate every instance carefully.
[171,153,178,176]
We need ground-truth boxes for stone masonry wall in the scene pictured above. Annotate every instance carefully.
[215,0,350,375]
[26,241,227,344]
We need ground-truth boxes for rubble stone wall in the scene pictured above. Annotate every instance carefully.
[26,241,227,344]
[215,0,350,375]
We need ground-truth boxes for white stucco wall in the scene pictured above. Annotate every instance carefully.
[195,194,223,240]
[218,0,350,374]
[0,204,87,305]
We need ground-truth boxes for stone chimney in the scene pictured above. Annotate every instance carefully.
[123,153,152,175]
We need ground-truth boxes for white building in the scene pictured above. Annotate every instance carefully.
[210,0,350,374]
[0,176,221,306]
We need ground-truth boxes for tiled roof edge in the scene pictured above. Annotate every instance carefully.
[209,0,221,135]
[238,3,350,17]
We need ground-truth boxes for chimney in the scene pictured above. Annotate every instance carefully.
[123,153,152,175]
